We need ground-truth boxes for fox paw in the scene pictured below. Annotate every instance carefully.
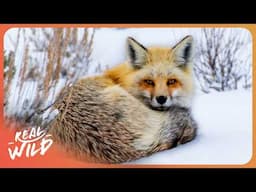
[178,126,197,145]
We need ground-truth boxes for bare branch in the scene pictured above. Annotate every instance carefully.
[195,28,251,92]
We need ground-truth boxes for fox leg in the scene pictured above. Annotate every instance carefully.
[150,123,197,154]
[150,142,176,154]
[177,118,198,145]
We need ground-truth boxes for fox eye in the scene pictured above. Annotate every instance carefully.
[144,79,155,86]
[167,79,177,86]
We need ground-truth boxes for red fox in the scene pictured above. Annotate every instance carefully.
[48,36,197,163]
[104,35,195,111]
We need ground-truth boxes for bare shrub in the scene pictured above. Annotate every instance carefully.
[194,28,252,93]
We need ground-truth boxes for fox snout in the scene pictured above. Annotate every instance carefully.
[151,95,172,111]
[156,96,167,105]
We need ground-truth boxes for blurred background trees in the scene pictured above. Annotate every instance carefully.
[194,28,252,93]
[4,28,95,127]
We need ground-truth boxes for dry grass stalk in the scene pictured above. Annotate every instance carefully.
[53,29,63,82]
[18,44,29,97]
[4,52,15,96]
[71,28,78,45]
[43,37,55,98]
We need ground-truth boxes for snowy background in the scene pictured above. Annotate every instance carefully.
[4,27,253,164]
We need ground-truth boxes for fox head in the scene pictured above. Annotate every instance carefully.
[123,36,195,111]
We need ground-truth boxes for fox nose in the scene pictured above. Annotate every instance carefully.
[156,96,167,105]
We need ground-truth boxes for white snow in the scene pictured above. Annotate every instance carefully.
[129,90,252,164]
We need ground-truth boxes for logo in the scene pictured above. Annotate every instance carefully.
[8,126,53,160]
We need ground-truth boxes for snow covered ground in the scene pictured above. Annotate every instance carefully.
[129,90,252,164]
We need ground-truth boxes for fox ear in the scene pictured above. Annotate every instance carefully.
[127,37,148,69]
[172,35,194,67]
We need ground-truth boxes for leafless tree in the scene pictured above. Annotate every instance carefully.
[194,28,252,93]
[242,56,252,89]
